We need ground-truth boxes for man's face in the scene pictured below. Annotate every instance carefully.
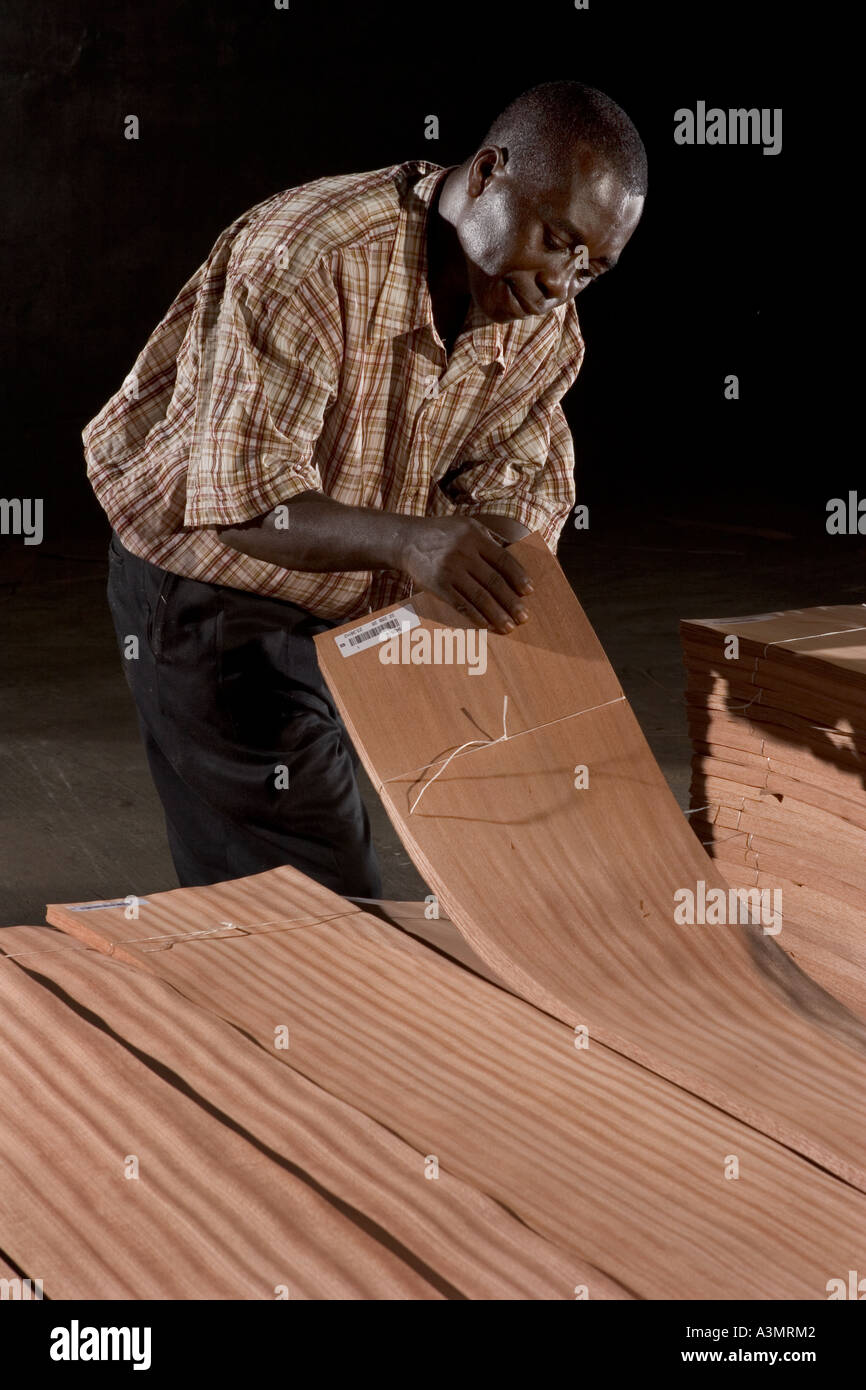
[454,145,644,323]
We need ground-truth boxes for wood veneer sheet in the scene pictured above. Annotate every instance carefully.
[44,874,866,1298]
[346,897,507,988]
[313,535,866,1188]
[0,1253,40,1299]
[0,925,592,1301]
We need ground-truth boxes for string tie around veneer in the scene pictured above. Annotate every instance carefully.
[725,624,866,713]
[761,624,866,656]
[405,695,511,815]
[387,691,629,815]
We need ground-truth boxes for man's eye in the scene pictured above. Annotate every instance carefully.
[543,228,569,253]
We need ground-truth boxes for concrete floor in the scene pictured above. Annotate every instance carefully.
[2,509,864,927]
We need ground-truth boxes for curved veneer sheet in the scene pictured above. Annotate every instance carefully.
[314,534,866,1189]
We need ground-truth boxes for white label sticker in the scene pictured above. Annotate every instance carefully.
[335,605,420,657]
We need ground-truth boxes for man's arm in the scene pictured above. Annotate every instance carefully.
[215,493,533,634]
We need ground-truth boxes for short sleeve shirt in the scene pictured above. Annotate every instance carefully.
[83,161,584,622]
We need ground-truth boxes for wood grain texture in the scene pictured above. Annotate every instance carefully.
[0,1252,38,1296]
[313,535,866,1188]
[0,923,593,1301]
[346,897,507,988]
[44,872,866,1299]
[683,606,866,1017]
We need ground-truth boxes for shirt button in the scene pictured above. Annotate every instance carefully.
[425,376,441,398]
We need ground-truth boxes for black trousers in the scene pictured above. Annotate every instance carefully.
[105,531,382,898]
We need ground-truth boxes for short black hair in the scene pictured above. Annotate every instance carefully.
[483,80,647,197]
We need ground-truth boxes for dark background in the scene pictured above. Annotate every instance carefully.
[1,1,860,924]
[2,0,813,540]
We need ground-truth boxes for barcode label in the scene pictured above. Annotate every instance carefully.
[335,605,420,657]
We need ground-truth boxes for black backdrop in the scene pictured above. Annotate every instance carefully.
[3,1,810,544]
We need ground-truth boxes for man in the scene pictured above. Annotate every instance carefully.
[84,80,646,898]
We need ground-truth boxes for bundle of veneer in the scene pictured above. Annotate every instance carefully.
[681,604,866,1017]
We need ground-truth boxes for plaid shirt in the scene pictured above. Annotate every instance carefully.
[83,161,584,622]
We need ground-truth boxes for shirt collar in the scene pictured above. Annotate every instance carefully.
[367,160,568,371]
[367,162,449,345]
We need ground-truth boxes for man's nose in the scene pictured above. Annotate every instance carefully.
[535,265,574,306]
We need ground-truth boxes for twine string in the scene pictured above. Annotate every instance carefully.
[762,623,866,657]
[383,691,628,815]
[0,908,357,962]
[405,695,510,814]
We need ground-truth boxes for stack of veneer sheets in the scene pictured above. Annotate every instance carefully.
[681,605,866,1019]
[2,539,865,1299]
[0,864,861,1301]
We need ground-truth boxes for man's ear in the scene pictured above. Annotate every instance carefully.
[467,145,507,197]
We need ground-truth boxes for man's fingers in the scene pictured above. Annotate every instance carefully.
[475,537,534,596]
[468,560,531,624]
[443,586,491,631]
[453,576,518,634]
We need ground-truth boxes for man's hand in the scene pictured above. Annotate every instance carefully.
[398,515,533,633]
